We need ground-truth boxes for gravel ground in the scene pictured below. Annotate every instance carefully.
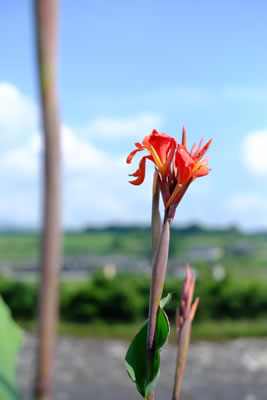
[18,335,267,400]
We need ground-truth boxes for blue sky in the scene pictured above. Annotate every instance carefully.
[0,1,267,230]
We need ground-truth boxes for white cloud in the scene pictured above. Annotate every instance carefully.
[1,125,135,227]
[0,82,225,228]
[0,86,135,226]
[2,125,111,175]
[81,112,162,139]
[2,134,40,176]
[0,193,40,226]
[62,125,108,171]
[225,193,267,212]
[0,82,37,145]
[243,129,267,175]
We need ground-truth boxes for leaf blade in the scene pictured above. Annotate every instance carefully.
[125,293,172,398]
[0,296,23,400]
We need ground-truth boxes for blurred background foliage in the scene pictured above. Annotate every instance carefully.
[0,224,267,339]
[1,272,267,325]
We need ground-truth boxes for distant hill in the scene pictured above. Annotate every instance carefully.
[83,223,258,237]
[0,222,265,238]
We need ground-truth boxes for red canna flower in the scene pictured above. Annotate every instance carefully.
[126,129,177,185]
[127,126,212,219]
[165,127,212,211]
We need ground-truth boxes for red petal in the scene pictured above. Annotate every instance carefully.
[182,126,187,147]
[176,146,194,168]
[195,138,212,159]
[129,155,152,185]
[126,146,144,164]
[194,137,204,156]
[145,130,177,166]
[142,130,159,147]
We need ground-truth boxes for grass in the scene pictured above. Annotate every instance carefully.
[18,319,267,341]
[191,319,267,340]
[0,233,40,261]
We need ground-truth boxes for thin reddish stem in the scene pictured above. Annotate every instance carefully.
[146,214,171,398]
[34,1,61,398]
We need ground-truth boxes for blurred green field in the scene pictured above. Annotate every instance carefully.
[18,319,267,341]
[0,225,266,280]
[1,225,267,339]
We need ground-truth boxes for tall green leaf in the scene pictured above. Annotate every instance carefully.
[0,296,23,400]
[125,294,171,398]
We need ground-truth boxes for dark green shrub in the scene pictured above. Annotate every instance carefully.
[0,280,37,319]
[2,273,267,324]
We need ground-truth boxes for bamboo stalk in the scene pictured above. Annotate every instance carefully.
[34,1,61,398]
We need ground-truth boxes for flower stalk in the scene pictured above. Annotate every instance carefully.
[34,1,61,399]
[147,172,171,400]
[151,170,161,256]
[126,127,210,399]
[147,215,170,351]
[146,217,170,400]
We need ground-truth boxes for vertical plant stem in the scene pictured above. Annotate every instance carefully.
[148,171,161,400]
[172,266,199,400]
[147,212,171,399]
[151,170,161,257]
[34,1,61,399]
[172,319,192,400]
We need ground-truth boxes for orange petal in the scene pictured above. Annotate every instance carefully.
[194,165,210,177]
[175,146,194,185]
[164,140,176,178]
